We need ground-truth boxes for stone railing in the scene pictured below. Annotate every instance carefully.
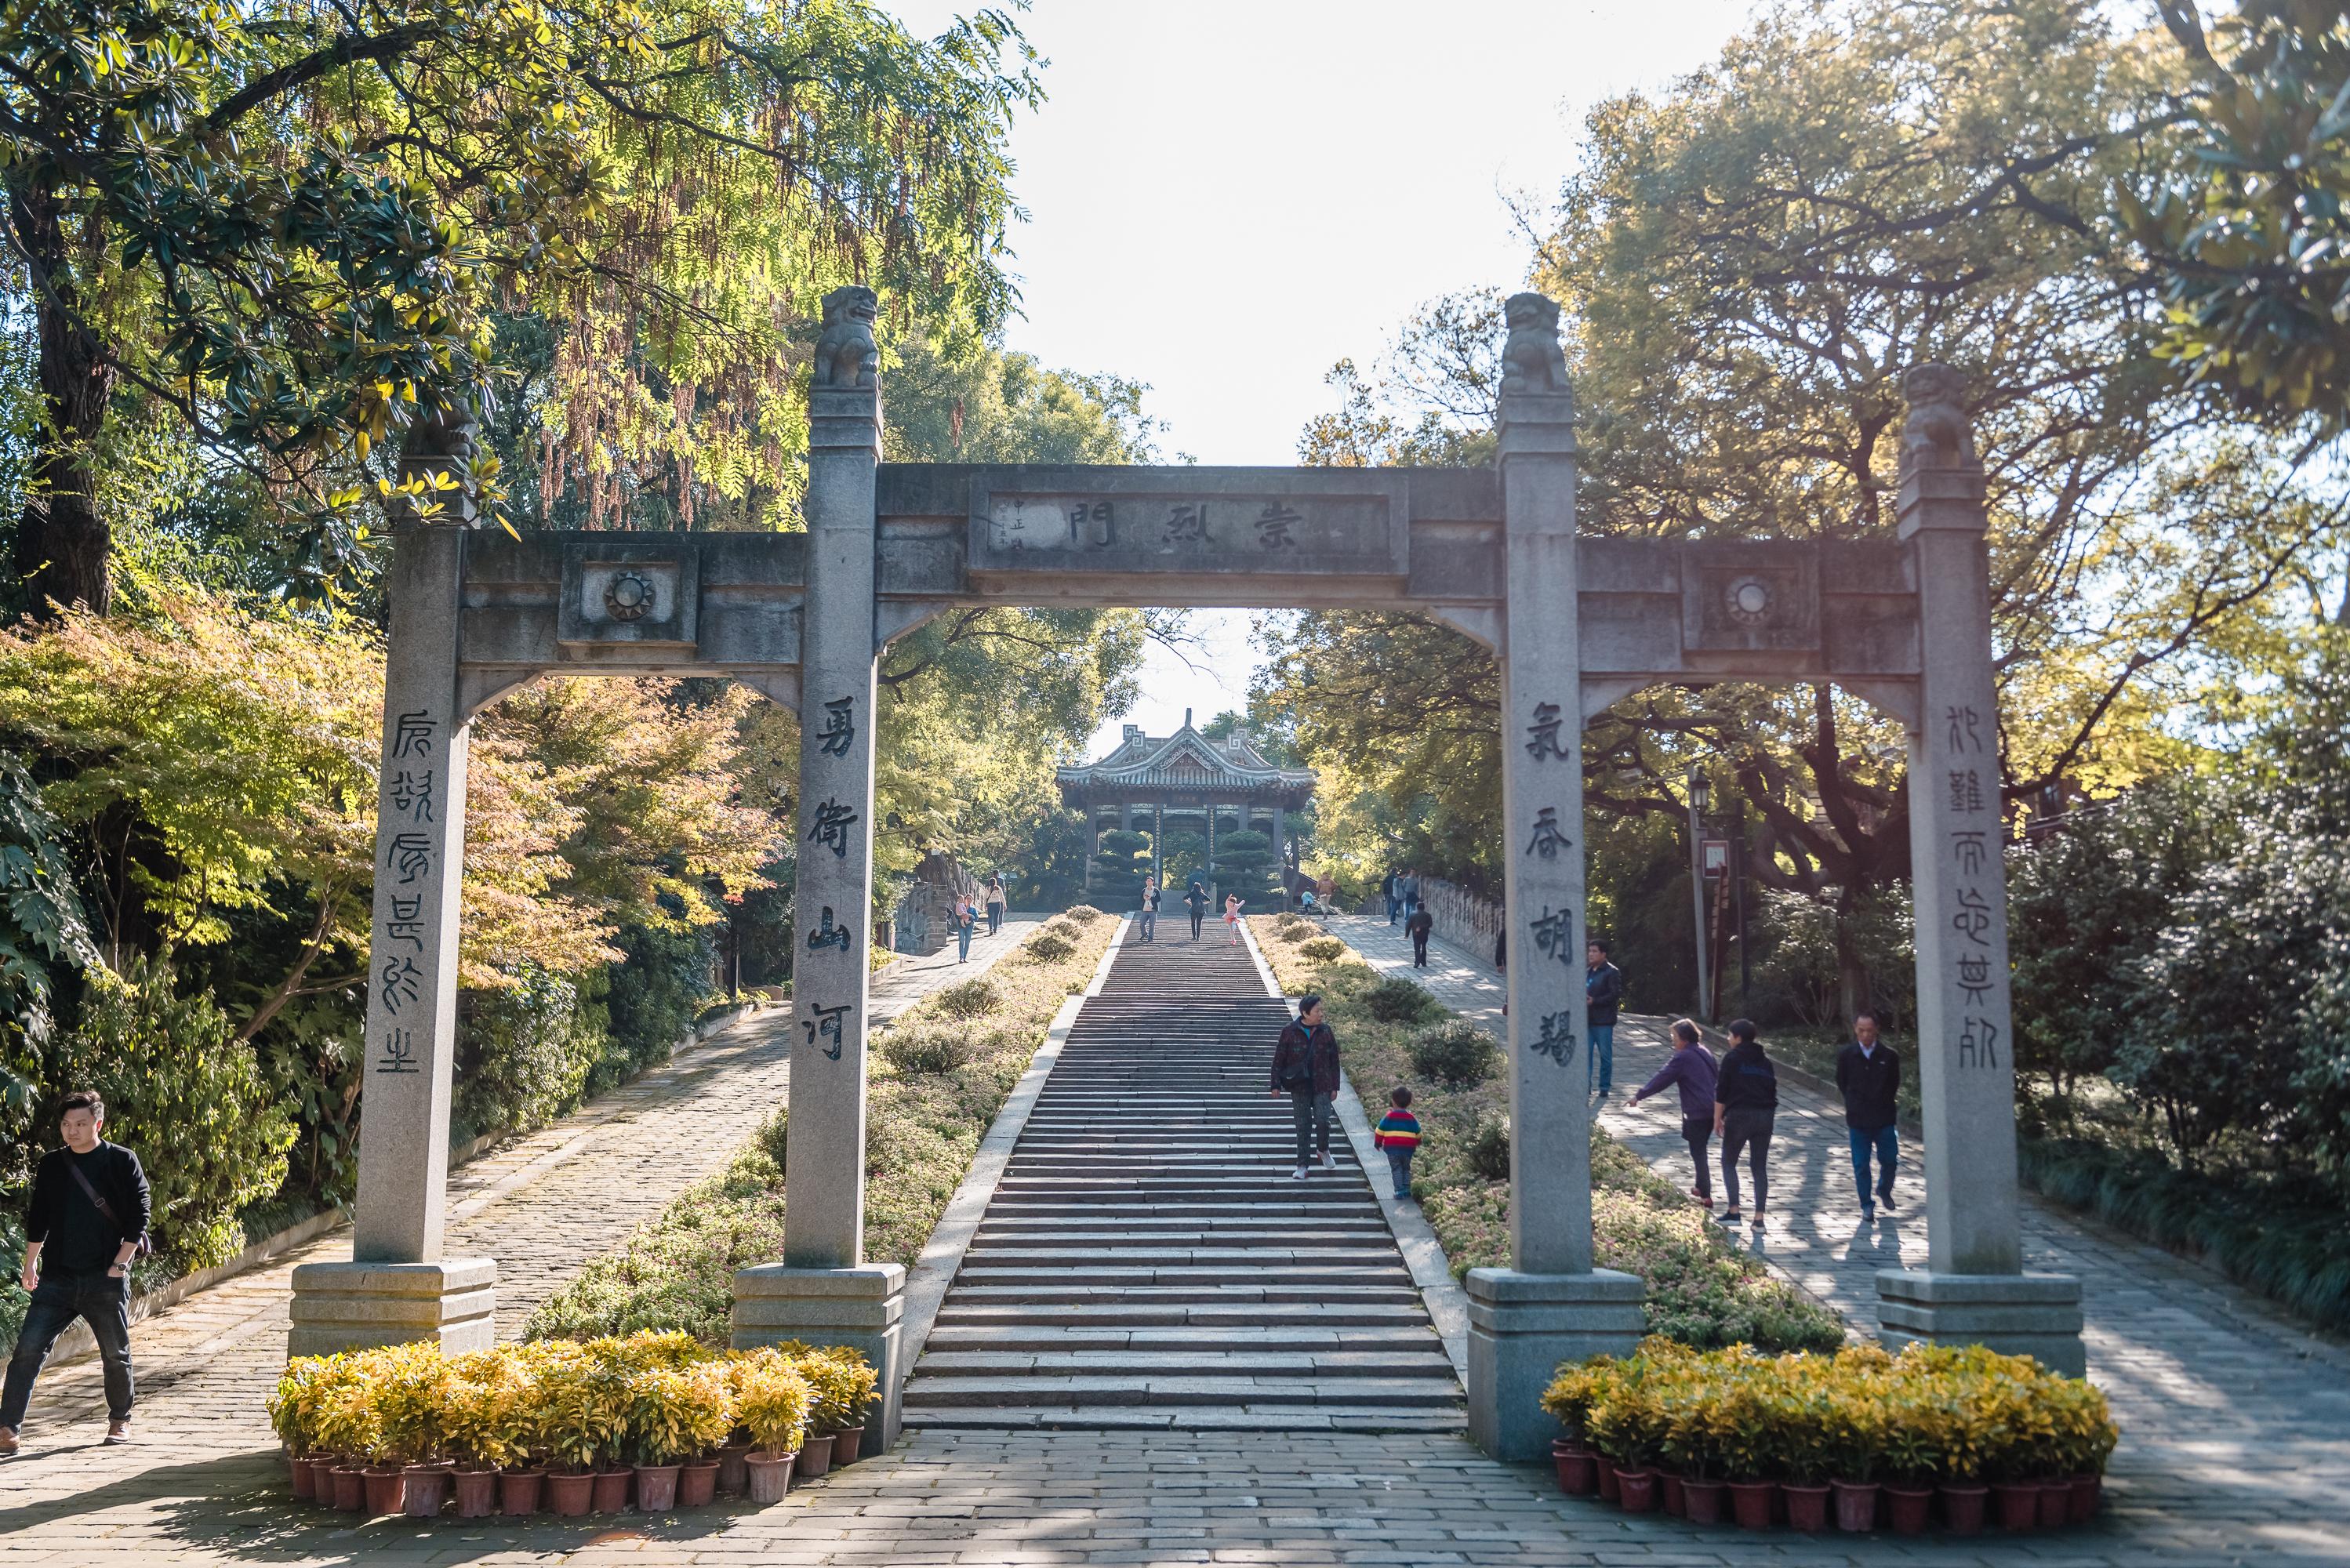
[1414,875,1505,960]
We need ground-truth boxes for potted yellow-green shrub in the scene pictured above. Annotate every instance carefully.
[1877,1388,1940,1535]
[733,1352,812,1504]
[533,1348,619,1516]
[370,1343,453,1518]
[310,1372,380,1514]
[267,1356,336,1501]
[1538,1362,1600,1494]
[805,1349,879,1467]
[674,1360,735,1506]
[626,1359,732,1512]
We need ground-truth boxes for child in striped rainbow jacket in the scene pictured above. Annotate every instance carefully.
[1374,1087,1421,1201]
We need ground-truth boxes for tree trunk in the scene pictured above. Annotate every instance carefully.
[1833,887,1872,1026]
[10,183,115,618]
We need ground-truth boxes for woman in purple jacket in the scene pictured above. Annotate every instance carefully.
[1628,1018,1720,1208]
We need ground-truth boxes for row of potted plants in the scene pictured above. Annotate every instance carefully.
[1541,1338,2119,1536]
[267,1331,879,1519]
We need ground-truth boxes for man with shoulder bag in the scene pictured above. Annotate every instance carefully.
[1,1091,151,1454]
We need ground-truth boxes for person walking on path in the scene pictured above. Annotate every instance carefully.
[1585,938,1624,1102]
[1271,995,1342,1179]
[984,876,1007,937]
[1382,868,1400,925]
[1407,904,1433,967]
[1137,876,1160,942]
[1629,1019,1720,1208]
[1713,1018,1778,1230]
[1835,1010,1901,1221]
[1374,1087,1420,1200]
[1397,868,1422,924]
[1222,891,1246,945]
[2,1091,150,1454]
[1186,880,1208,941]
[953,893,976,963]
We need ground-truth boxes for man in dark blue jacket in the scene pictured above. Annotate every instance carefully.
[1834,1011,1902,1221]
[2,1091,150,1454]
[1585,939,1624,1102]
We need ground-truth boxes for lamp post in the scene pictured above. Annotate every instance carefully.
[1686,768,1712,1022]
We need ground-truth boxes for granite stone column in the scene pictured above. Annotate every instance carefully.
[289,525,495,1356]
[1466,295,1644,1461]
[732,286,904,1453]
[1876,365,2083,1377]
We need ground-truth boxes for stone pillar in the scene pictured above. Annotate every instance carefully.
[289,525,495,1357]
[1204,803,1216,874]
[732,286,905,1454]
[1121,802,1135,833]
[1083,809,1099,895]
[1466,293,1642,1461]
[1271,804,1287,869]
[1876,364,2082,1377]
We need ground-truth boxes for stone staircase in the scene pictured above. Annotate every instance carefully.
[902,923,1465,1432]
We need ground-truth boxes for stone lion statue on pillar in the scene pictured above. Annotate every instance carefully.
[1901,362,1975,470]
[814,285,881,390]
[1501,292,1570,396]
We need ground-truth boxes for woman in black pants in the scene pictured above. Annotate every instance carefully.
[1713,1018,1778,1229]
[1186,880,1208,941]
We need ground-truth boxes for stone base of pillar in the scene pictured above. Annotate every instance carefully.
[732,1263,906,1457]
[1465,1267,1645,1461]
[1875,1269,2085,1378]
[286,1258,496,1359]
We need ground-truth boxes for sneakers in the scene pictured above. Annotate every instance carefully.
[1861,1206,1876,1223]
[1319,1152,1336,1171]
[1691,1191,1715,1209]
[1291,1165,1307,1181]
[105,1421,129,1445]
[1716,1209,1743,1226]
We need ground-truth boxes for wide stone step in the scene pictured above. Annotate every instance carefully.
[904,1406,1466,1434]
[931,1301,1432,1327]
[913,1349,1457,1377]
[921,1323,1446,1353]
[901,1374,1462,1408]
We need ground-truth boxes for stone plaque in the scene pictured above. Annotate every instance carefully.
[558,543,699,648]
[968,473,1404,580]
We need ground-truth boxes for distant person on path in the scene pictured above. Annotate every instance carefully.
[1836,1010,1901,1221]
[1186,880,1208,941]
[1713,1018,1778,1230]
[1407,904,1433,967]
[1585,938,1623,1102]
[2,1091,150,1454]
[1629,1019,1720,1209]
[1375,1087,1421,1200]
[953,893,976,963]
[1397,868,1422,923]
[1223,891,1246,945]
[1382,868,1400,925]
[1138,876,1160,942]
[984,875,1007,936]
[1271,994,1342,1179]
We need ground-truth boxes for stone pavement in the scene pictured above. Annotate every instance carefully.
[1328,911,2350,1563]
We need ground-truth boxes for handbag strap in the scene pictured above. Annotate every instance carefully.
[64,1154,121,1230]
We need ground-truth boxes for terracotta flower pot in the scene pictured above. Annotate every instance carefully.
[1615,1468,1658,1514]
[796,1436,834,1478]
[715,1442,753,1496]
[2038,1479,2072,1527]
[361,1466,406,1517]
[401,1465,449,1518]
[1939,1483,1988,1535]
[591,1468,633,1513]
[452,1467,498,1518]
[1552,1448,1596,1495]
[832,1426,865,1467]
[545,1471,594,1517]
[499,1468,546,1516]
[1594,1457,1619,1503]
[1783,1482,1830,1531]
[634,1463,681,1513]
[679,1461,720,1507]
[1727,1479,1775,1530]
[1832,1479,1879,1533]
[746,1450,794,1505]
[289,1452,316,1500]
[2068,1472,2102,1525]
[329,1465,367,1512]
[1660,1472,1686,1518]
[1883,1483,1933,1535]
[1682,1478,1726,1525]
[1993,1480,2040,1530]
[303,1455,340,1503]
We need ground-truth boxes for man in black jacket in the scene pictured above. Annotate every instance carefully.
[1585,939,1624,1102]
[2,1090,150,1454]
[1834,1011,1901,1222]
[1406,905,1434,967]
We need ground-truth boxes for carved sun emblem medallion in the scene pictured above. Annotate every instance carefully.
[604,571,656,622]
[1723,575,1774,627]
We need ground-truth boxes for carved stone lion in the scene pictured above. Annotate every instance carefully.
[1500,292,1570,396]
[1901,362,1974,470]
[814,285,880,390]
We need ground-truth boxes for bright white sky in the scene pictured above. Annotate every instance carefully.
[885,0,1761,753]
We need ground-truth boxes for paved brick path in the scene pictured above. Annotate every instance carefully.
[3,913,2345,1563]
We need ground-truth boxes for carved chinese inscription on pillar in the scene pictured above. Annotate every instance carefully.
[807,799,859,858]
[1527,807,1571,859]
[805,906,852,953]
[817,697,857,759]
[1531,1011,1578,1068]
[805,1004,850,1061]
[1524,702,1569,761]
[1530,906,1575,966]
[1939,702,2004,1069]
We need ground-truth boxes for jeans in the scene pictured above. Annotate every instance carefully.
[1411,931,1429,967]
[1850,1123,1898,1211]
[956,921,973,961]
[986,902,1003,935]
[1139,909,1156,941]
[1387,895,1399,925]
[1289,1089,1332,1164]
[2,1272,134,1428]
[1385,1148,1415,1199]
[1586,1024,1614,1094]
[1680,1115,1714,1201]
[1721,1107,1774,1214]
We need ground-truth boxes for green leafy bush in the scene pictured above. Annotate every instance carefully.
[455,967,605,1142]
[1409,1020,1498,1087]
[879,1023,976,1076]
[1364,977,1438,1023]
[1464,1110,1511,1181]
[929,978,1001,1020]
[1297,936,1345,961]
[1022,931,1077,964]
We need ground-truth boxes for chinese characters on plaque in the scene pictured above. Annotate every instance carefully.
[803,695,862,1069]
[374,712,440,1076]
[1940,704,2003,1070]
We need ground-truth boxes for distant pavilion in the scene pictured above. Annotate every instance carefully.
[1057,710,1315,891]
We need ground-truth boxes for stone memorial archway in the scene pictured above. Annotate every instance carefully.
[290,287,2083,1461]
